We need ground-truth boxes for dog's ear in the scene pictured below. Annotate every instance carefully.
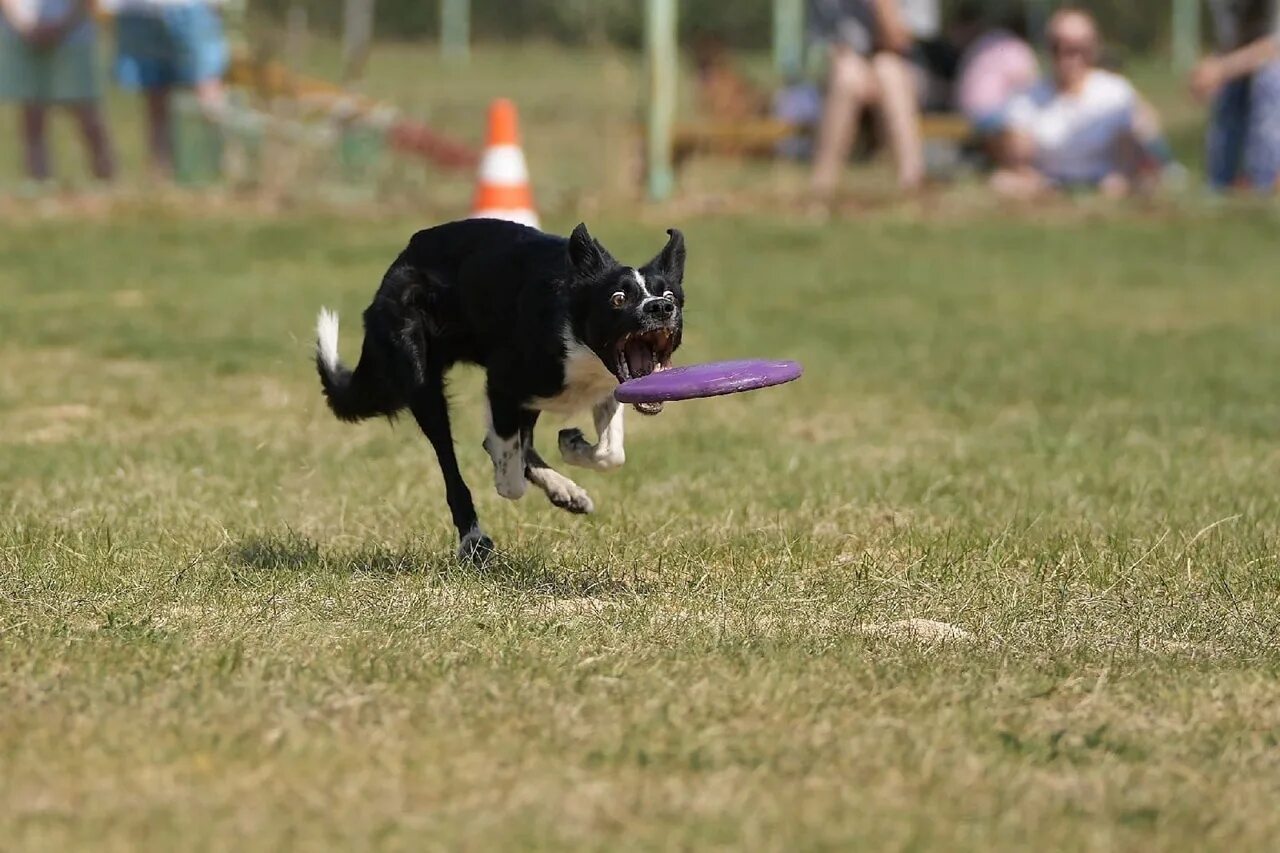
[568,223,616,277]
[648,228,686,286]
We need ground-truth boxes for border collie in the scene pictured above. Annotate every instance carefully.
[315,219,686,562]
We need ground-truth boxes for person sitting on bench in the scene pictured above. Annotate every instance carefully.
[808,0,939,198]
[990,8,1170,198]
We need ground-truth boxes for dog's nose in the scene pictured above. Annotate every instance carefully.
[645,298,676,319]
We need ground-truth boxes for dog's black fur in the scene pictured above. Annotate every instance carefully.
[315,219,686,561]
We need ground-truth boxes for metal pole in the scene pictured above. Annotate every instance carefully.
[1172,0,1200,70]
[645,0,677,202]
[342,0,375,82]
[441,0,471,63]
[773,0,805,78]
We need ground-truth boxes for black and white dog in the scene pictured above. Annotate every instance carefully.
[315,219,685,562]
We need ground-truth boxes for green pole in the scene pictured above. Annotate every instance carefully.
[645,0,677,202]
[441,0,470,62]
[341,0,374,82]
[773,0,805,78]
[1172,0,1200,70]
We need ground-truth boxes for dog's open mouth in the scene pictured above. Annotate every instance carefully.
[614,329,674,416]
[614,329,674,382]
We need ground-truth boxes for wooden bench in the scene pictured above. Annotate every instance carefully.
[670,112,972,165]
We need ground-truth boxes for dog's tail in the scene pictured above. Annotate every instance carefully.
[315,308,399,423]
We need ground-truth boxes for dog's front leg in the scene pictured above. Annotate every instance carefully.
[559,396,625,471]
[519,410,594,514]
[484,393,527,501]
[526,447,595,514]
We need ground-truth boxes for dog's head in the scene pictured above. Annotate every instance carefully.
[567,223,686,415]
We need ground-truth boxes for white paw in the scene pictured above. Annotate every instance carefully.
[544,481,594,515]
[593,449,625,471]
[495,468,527,500]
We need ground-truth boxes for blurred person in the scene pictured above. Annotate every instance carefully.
[0,0,115,183]
[1192,0,1280,192]
[990,8,1171,198]
[105,0,229,177]
[950,3,1039,133]
[808,0,940,197]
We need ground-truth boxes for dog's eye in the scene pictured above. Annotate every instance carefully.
[611,292,626,308]
[663,291,675,301]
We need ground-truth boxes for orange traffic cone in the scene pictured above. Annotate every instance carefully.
[470,99,539,228]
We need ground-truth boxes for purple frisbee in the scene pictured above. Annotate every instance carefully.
[615,359,803,404]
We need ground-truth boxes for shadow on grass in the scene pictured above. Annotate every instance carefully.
[227,530,651,599]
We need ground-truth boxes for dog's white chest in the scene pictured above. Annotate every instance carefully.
[530,341,617,415]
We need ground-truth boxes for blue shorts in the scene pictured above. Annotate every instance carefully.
[115,4,228,90]
[1206,60,1280,192]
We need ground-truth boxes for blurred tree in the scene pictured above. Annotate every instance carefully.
[249,0,1175,56]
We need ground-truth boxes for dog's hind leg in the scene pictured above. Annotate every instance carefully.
[559,396,626,471]
[409,371,491,563]
[520,411,594,515]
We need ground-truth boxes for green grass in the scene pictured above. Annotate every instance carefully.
[3,206,1280,850]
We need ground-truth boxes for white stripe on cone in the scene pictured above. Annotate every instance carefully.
[476,145,530,186]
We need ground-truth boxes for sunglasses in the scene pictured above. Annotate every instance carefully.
[1050,39,1093,59]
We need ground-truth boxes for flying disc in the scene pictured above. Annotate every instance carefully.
[615,359,803,404]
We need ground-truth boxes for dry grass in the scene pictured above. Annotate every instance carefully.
[2,208,1279,850]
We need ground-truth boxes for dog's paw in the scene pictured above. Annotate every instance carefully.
[494,474,527,501]
[546,482,594,515]
[457,528,496,565]
[558,428,592,464]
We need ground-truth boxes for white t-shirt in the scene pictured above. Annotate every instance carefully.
[1004,69,1137,185]
[2,0,92,43]
[899,0,940,39]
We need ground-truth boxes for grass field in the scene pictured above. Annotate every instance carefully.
[3,34,1280,852]
[4,206,1280,850]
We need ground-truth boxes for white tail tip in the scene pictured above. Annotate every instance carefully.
[316,308,340,372]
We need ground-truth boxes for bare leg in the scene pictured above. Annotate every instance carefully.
[68,103,116,181]
[991,168,1050,199]
[144,88,174,176]
[20,103,51,182]
[989,130,1050,199]
[1099,172,1132,198]
[810,47,876,198]
[194,77,227,118]
[992,129,1036,170]
[870,52,925,191]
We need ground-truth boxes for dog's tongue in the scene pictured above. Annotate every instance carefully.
[625,338,653,378]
